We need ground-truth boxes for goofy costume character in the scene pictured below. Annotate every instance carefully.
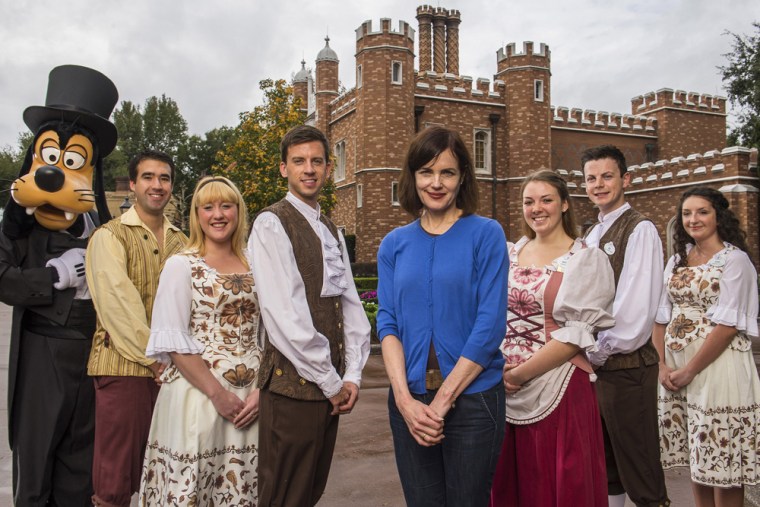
[0,65,118,506]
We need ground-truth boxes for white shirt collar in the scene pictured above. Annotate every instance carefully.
[597,202,631,224]
[286,192,321,221]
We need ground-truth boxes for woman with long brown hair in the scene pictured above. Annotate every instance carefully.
[654,186,760,507]
[490,169,615,506]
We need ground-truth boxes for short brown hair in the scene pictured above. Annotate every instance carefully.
[519,169,578,239]
[398,126,479,216]
[581,145,627,177]
[280,125,330,162]
[128,149,175,182]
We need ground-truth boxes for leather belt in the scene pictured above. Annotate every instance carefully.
[426,368,444,390]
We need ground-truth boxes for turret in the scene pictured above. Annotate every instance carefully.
[292,59,310,114]
[496,41,552,177]
[315,36,339,135]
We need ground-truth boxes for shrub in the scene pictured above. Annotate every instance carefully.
[354,277,378,291]
[351,262,377,277]
[344,234,356,263]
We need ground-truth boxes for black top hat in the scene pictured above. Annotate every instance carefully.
[23,65,119,156]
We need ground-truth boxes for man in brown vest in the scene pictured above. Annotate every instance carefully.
[582,145,670,507]
[86,150,187,506]
[249,125,371,506]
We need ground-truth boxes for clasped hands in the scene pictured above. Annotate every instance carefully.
[658,362,695,391]
[209,387,260,429]
[399,393,453,448]
[503,362,524,395]
[329,381,360,416]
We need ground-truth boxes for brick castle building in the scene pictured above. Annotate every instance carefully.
[290,5,759,266]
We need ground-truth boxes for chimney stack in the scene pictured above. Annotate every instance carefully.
[432,7,447,73]
[416,6,434,72]
[446,10,461,75]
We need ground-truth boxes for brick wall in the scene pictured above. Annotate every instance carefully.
[293,7,759,269]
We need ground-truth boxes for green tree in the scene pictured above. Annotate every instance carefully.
[142,94,189,159]
[720,22,760,148]
[112,100,144,162]
[0,132,34,185]
[172,127,236,230]
[105,95,191,194]
[217,79,335,214]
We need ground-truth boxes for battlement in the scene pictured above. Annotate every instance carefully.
[329,87,358,120]
[560,147,756,191]
[416,4,435,17]
[632,88,727,115]
[356,18,415,43]
[414,72,505,103]
[551,106,656,135]
[497,41,550,61]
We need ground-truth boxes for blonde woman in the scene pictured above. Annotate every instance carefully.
[139,176,260,506]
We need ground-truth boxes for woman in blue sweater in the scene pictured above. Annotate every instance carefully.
[377,126,508,507]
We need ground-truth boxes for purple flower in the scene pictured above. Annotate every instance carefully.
[360,290,377,300]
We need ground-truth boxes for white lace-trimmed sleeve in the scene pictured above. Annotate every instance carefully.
[551,247,616,350]
[655,255,677,325]
[707,248,759,338]
[146,255,205,364]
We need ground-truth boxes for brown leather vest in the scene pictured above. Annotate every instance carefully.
[256,199,346,400]
[586,207,660,371]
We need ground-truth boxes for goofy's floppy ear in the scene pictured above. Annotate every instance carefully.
[93,156,112,225]
[1,145,35,239]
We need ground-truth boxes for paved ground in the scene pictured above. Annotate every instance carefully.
[1,302,758,506]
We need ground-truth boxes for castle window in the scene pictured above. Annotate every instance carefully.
[357,65,363,88]
[334,140,346,182]
[357,184,363,208]
[474,129,491,174]
[534,79,544,102]
[391,181,400,205]
[391,61,402,84]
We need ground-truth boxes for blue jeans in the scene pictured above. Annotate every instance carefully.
[388,383,505,507]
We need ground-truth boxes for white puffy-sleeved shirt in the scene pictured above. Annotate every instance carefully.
[248,192,371,399]
[584,203,663,366]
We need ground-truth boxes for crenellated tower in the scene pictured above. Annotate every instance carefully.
[354,18,415,170]
[496,41,552,177]
[315,36,339,135]
[353,17,416,261]
[631,88,727,160]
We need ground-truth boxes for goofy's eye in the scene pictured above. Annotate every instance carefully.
[40,146,61,164]
[63,150,86,170]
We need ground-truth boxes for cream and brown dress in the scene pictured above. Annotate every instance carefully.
[657,243,760,487]
[139,253,261,506]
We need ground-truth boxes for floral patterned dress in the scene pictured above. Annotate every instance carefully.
[139,253,261,506]
[657,244,760,487]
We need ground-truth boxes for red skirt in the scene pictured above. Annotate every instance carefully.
[490,367,607,507]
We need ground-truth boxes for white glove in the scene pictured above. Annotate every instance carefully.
[46,248,87,291]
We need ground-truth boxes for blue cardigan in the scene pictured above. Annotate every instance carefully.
[377,214,508,395]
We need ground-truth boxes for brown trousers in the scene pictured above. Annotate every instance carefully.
[91,376,159,507]
[258,389,339,507]
[596,362,670,507]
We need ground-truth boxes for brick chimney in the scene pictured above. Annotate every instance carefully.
[432,7,447,73]
[446,9,461,75]
[416,5,433,72]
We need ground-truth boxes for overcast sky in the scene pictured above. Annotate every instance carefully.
[1,0,755,151]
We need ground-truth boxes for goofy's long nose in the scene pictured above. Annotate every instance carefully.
[34,165,65,193]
